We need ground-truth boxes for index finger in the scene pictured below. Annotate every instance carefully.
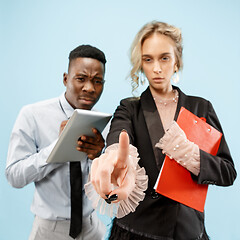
[116,130,129,168]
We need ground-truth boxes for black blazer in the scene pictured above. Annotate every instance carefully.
[107,86,237,240]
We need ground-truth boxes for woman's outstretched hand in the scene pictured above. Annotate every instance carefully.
[90,130,136,203]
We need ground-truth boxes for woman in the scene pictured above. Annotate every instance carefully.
[88,21,237,240]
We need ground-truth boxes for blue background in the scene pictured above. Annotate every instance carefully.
[1,1,240,239]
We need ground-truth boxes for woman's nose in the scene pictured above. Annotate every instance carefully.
[153,62,162,74]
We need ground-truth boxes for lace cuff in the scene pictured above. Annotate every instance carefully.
[155,121,200,176]
[84,144,148,218]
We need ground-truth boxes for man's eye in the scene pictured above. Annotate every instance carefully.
[94,79,105,85]
[76,77,85,82]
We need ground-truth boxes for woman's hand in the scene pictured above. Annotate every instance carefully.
[90,131,136,203]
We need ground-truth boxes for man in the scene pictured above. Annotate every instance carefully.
[5,45,107,240]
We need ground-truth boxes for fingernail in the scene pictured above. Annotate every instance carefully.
[104,195,111,204]
[105,199,111,204]
[108,194,118,202]
[121,129,127,133]
[78,136,86,141]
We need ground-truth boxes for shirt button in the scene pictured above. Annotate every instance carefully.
[151,190,160,199]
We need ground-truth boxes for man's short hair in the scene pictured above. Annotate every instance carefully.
[69,44,106,65]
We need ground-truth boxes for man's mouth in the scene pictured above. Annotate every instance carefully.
[79,97,95,104]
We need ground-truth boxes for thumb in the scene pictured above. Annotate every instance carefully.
[116,130,129,168]
[108,165,136,201]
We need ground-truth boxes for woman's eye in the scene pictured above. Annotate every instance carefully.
[143,58,152,62]
[162,56,170,61]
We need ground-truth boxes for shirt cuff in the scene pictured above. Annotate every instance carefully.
[155,121,200,176]
[84,143,148,218]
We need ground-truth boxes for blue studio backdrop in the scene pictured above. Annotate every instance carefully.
[1,1,240,239]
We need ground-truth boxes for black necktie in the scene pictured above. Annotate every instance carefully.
[69,161,82,239]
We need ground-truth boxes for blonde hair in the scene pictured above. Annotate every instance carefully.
[130,21,183,92]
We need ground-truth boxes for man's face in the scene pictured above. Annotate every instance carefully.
[63,57,105,110]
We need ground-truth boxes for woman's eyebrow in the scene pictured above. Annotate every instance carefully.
[142,52,172,57]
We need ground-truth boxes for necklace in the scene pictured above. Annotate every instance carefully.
[153,89,179,106]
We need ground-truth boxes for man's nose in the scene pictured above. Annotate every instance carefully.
[82,80,95,92]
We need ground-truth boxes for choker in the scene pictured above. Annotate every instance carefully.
[153,90,179,106]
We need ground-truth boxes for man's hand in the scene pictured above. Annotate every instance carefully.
[90,131,136,202]
[59,121,105,160]
[59,120,68,136]
[76,128,105,160]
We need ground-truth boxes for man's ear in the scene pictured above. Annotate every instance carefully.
[63,72,68,86]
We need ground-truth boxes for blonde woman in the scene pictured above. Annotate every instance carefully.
[88,21,237,240]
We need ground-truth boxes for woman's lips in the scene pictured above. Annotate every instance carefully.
[152,77,164,83]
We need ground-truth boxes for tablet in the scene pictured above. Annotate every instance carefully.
[46,109,112,163]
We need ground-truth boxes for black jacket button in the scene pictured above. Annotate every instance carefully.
[151,190,160,199]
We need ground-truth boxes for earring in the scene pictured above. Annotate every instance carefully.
[172,71,180,84]
[139,71,146,85]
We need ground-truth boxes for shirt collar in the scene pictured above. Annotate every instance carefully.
[59,93,96,119]
[59,92,75,119]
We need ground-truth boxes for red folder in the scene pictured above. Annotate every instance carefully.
[155,107,222,212]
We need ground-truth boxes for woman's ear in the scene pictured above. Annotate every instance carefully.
[174,64,178,73]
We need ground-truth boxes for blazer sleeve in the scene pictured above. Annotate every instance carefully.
[197,101,237,186]
[106,98,136,147]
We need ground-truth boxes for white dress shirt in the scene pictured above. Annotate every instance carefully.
[6,93,98,220]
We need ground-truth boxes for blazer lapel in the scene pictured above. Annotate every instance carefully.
[140,88,166,169]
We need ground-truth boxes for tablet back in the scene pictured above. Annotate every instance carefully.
[46,109,112,163]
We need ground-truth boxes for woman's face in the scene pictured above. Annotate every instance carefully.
[141,33,177,94]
